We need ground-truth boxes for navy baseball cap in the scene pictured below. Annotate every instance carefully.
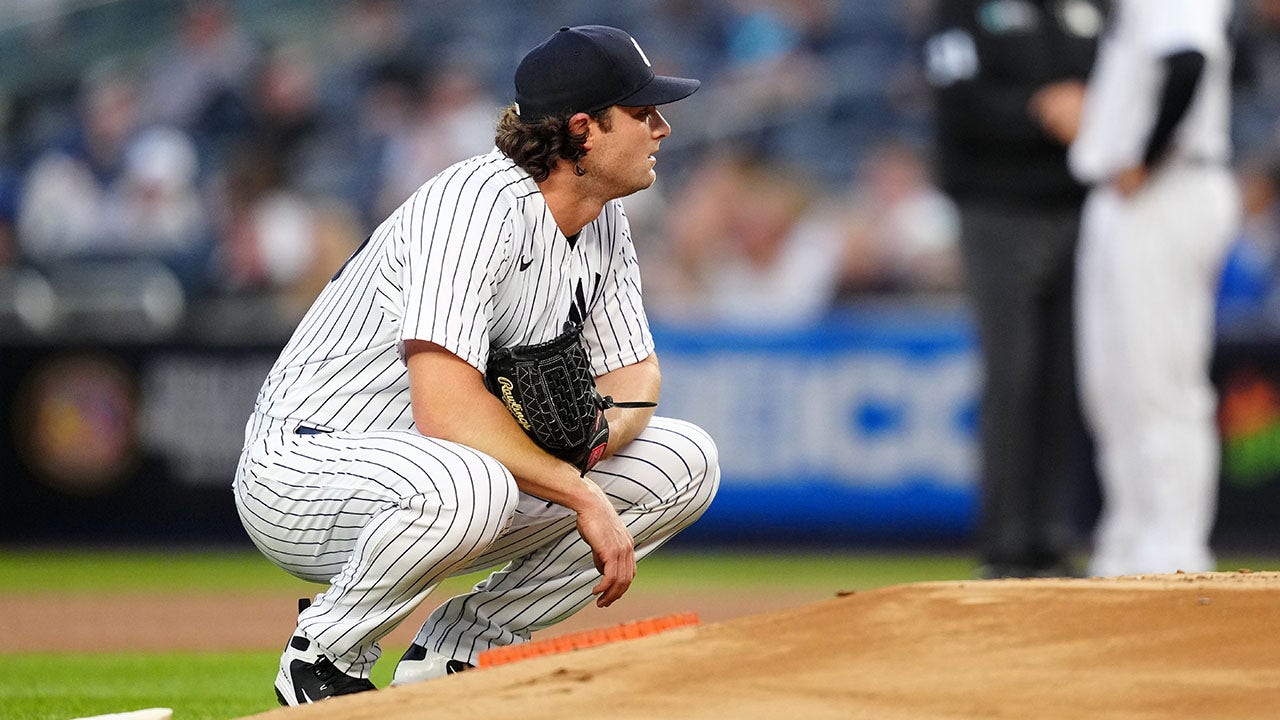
[514,25,700,122]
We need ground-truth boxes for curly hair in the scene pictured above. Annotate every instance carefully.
[494,104,613,182]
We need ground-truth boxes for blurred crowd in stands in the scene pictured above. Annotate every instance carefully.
[0,0,1278,340]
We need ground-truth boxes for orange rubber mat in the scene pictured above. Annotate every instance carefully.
[476,612,700,668]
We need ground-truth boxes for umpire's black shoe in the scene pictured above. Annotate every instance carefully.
[975,562,1031,580]
[976,558,1083,580]
[274,635,376,706]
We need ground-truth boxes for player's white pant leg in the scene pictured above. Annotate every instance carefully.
[1078,166,1238,576]
[1128,165,1238,573]
[405,416,719,666]
[233,415,519,677]
[1077,189,1143,577]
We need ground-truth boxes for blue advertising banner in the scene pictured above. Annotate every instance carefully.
[0,308,984,547]
[5,306,1276,549]
[649,306,980,544]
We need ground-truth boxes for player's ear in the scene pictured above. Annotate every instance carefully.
[568,112,593,150]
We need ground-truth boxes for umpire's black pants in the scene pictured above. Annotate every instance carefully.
[959,201,1085,574]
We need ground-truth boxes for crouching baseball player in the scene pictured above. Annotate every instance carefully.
[232,25,719,705]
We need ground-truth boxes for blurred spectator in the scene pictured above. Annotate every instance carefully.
[16,62,211,288]
[0,162,18,269]
[342,59,421,224]
[316,0,417,216]
[657,150,840,327]
[1229,0,1280,338]
[101,126,211,281]
[1232,0,1280,159]
[1218,156,1280,334]
[371,59,499,220]
[0,220,14,269]
[204,113,362,323]
[652,136,958,326]
[243,41,335,195]
[330,0,414,71]
[140,0,258,133]
[272,197,364,321]
[205,137,300,295]
[211,188,315,297]
[1,0,1278,342]
[17,62,140,263]
[705,1,828,154]
[831,137,961,299]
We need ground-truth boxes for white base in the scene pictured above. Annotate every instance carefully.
[72,709,173,720]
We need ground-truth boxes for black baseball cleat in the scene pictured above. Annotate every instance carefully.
[274,635,376,706]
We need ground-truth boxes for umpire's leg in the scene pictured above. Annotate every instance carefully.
[400,416,720,668]
[959,202,1080,573]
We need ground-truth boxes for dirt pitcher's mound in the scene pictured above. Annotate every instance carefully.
[244,572,1280,720]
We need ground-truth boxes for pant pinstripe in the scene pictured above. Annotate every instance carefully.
[233,414,719,675]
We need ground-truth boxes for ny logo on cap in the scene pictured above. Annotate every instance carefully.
[630,36,651,68]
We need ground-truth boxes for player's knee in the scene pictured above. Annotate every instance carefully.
[422,450,518,543]
[669,419,721,501]
[637,419,719,534]
[461,452,520,532]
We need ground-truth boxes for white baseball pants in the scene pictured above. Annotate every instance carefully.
[1075,162,1239,577]
[233,413,719,677]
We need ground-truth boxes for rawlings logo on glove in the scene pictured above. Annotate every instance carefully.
[495,377,532,431]
[484,322,654,475]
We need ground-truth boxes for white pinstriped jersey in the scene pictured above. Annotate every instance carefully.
[1070,0,1234,183]
[252,149,654,432]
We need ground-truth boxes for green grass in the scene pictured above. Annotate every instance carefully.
[4,547,1273,594]
[0,549,305,593]
[0,650,407,720]
[0,547,980,594]
[2,548,1276,719]
[1,652,280,720]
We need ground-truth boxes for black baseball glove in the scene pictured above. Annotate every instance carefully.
[484,323,655,475]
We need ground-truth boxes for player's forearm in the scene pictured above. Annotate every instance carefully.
[481,440,611,518]
[594,353,660,455]
[405,339,612,510]
[419,388,610,510]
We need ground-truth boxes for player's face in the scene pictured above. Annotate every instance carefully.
[586,105,671,198]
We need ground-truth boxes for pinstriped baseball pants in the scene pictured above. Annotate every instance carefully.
[233,413,719,677]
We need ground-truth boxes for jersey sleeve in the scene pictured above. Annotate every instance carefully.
[1145,0,1228,56]
[582,201,654,376]
[397,168,513,371]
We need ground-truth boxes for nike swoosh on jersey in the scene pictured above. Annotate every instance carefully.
[518,257,534,271]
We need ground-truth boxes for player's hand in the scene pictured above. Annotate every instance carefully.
[1112,165,1149,197]
[574,485,636,608]
[1029,80,1086,145]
